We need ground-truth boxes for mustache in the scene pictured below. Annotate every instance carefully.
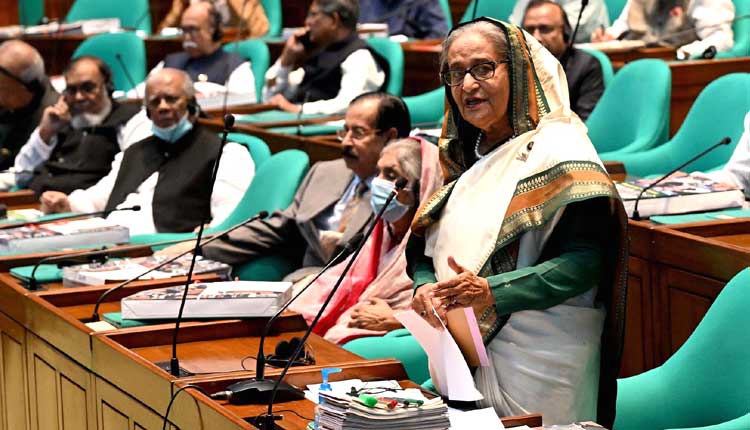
[341,146,357,158]
[182,40,199,50]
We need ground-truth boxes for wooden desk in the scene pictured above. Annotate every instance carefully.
[0,190,38,209]
[598,46,676,69]
[0,242,153,271]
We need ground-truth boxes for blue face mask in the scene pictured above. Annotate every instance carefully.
[370,177,412,222]
[152,113,193,143]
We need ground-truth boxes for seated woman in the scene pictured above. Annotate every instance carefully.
[408,18,627,426]
[289,137,442,345]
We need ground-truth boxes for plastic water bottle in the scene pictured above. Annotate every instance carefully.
[312,367,341,429]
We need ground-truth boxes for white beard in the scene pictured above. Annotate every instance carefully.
[70,97,112,129]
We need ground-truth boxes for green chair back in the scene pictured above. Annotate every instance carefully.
[226,132,271,168]
[439,0,453,29]
[615,268,750,430]
[367,37,404,96]
[65,0,152,33]
[615,73,750,177]
[717,0,750,58]
[404,87,445,128]
[259,0,282,37]
[459,0,515,23]
[605,0,628,23]
[19,0,44,26]
[72,32,146,93]
[587,59,671,158]
[223,39,271,102]
[580,48,615,88]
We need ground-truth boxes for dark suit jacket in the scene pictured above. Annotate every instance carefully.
[202,159,372,276]
[562,48,604,121]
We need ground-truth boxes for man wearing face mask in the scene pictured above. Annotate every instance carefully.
[4,56,146,195]
[187,92,410,282]
[137,2,255,101]
[39,68,254,235]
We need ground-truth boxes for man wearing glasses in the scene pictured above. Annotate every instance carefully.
[5,56,146,194]
[38,68,253,235]
[522,0,604,120]
[195,92,410,282]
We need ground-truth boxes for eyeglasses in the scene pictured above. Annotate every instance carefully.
[336,127,383,142]
[63,81,101,96]
[440,60,509,87]
[523,24,561,35]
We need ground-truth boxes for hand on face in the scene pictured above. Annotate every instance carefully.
[280,28,310,68]
[38,97,71,144]
[348,298,401,331]
[40,191,71,214]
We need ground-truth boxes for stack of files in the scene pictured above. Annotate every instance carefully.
[316,391,450,430]
[0,217,129,255]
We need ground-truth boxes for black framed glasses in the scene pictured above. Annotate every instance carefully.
[440,60,509,87]
[62,81,101,97]
[336,127,383,142]
[523,24,561,35]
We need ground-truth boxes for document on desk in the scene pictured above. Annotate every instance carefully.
[448,407,504,429]
[395,309,484,402]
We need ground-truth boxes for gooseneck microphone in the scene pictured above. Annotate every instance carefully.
[252,178,407,430]
[561,0,589,63]
[0,205,141,230]
[115,54,140,98]
[632,137,731,220]
[89,210,268,322]
[166,114,235,377]
[27,247,110,290]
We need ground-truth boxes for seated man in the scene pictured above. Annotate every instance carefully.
[591,0,735,58]
[3,56,146,194]
[358,0,448,39]
[0,40,59,170]
[523,0,604,120]
[158,0,270,38]
[264,0,389,115]
[39,68,254,235]
[197,92,411,281]
[701,111,750,197]
[146,2,255,100]
[510,0,610,43]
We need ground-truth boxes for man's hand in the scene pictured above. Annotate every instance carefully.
[279,28,309,68]
[349,298,401,332]
[38,97,71,144]
[268,94,302,113]
[40,191,71,214]
[591,27,615,43]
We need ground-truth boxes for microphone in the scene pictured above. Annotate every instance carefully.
[115,53,140,98]
[471,0,480,20]
[27,247,110,290]
[562,0,589,63]
[251,178,407,429]
[701,45,717,60]
[89,210,268,322]
[632,137,731,220]
[221,0,252,117]
[165,113,235,377]
[0,205,141,230]
[295,92,310,137]
[123,8,151,33]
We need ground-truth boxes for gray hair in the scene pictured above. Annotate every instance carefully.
[439,20,508,72]
[316,0,359,30]
[381,138,422,189]
[0,40,45,83]
[144,68,196,100]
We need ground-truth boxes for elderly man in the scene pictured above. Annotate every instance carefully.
[158,0,270,37]
[523,0,604,120]
[146,2,255,100]
[0,41,59,170]
[263,0,389,115]
[592,0,735,59]
[511,0,610,43]
[39,68,254,235]
[4,56,146,194]
[192,92,410,281]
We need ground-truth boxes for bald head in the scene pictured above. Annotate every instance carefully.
[145,68,195,128]
[181,1,222,58]
[0,41,45,111]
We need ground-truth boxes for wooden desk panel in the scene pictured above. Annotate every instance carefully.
[0,190,39,209]
[0,243,153,272]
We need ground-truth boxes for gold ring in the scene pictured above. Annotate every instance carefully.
[420,311,427,316]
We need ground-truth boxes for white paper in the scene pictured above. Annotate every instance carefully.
[448,407,505,429]
[395,310,484,401]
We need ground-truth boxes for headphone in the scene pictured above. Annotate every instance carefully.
[523,0,573,42]
[0,65,44,100]
[65,56,116,97]
[207,3,223,42]
[264,337,315,368]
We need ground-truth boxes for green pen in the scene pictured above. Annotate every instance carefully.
[357,394,379,408]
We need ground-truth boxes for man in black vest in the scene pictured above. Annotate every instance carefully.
[145,2,255,101]
[0,41,58,171]
[7,56,144,195]
[523,0,604,120]
[39,68,253,235]
[264,0,390,115]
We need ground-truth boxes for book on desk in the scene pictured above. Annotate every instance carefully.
[616,173,745,218]
[0,217,129,255]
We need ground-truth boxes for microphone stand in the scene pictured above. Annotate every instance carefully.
[27,247,110,290]
[632,137,731,220]
[0,205,142,230]
[561,0,589,64]
[253,179,407,430]
[90,210,268,322]
[165,114,235,377]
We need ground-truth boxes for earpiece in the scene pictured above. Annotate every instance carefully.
[561,7,573,42]
[265,337,315,368]
[208,4,223,42]
[0,65,44,100]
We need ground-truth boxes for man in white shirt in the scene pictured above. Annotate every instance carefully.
[510,0,610,43]
[591,0,735,58]
[1,56,148,194]
[702,111,750,197]
[263,0,388,115]
[39,68,254,235]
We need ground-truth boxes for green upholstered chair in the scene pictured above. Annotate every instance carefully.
[614,73,750,178]
[226,132,271,168]
[605,0,628,23]
[459,0,515,23]
[439,0,453,29]
[716,0,750,58]
[344,329,430,385]
[259,0,282,38]
[367,37,404,96]
[19,0,44,26]
[586,59,671,159]
[404,87,445,128]
[65,0,152,33]
[614,268,750,430]
[223,39,271,103]
[580,48,615,88]
[72,32,146,93]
